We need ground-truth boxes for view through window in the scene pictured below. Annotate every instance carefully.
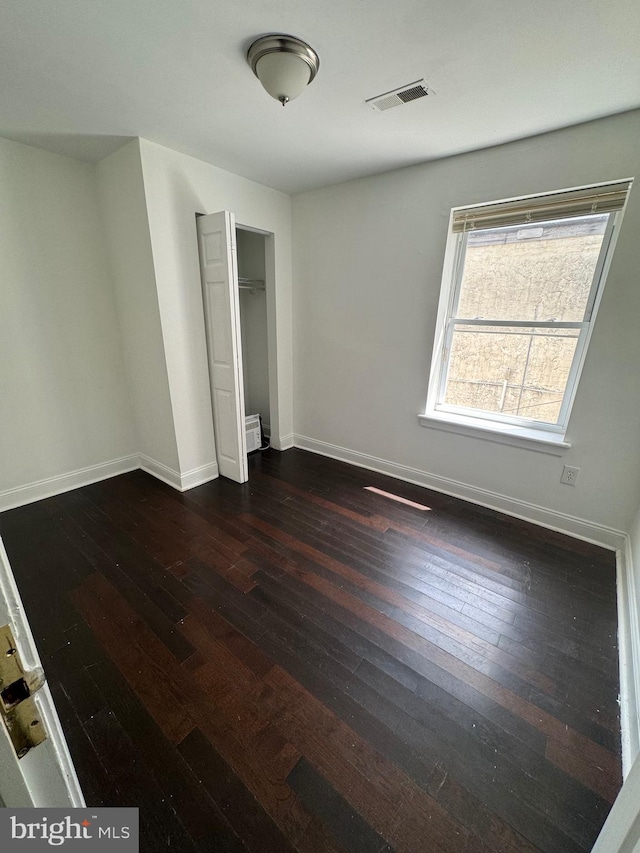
[443,214,608,425]
[426,180,633,438]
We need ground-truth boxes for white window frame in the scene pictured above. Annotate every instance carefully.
[421,180,632,451]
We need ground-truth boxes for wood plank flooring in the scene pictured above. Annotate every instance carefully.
[0,448,621,851]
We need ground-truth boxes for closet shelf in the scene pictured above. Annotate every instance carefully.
[238,277,265,291]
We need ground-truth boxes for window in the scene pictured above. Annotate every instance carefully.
[423,180,632,447]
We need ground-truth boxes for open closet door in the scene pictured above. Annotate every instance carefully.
[592,752,640,852]
[197,211,248,483]
[0,538,83,807]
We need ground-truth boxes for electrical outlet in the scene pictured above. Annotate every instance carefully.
[561,465,580,486]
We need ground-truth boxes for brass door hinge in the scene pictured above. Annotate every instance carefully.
[0,624,47,758]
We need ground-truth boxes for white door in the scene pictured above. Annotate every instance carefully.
[0,537,83,807]
[197,211,248,483]
[592,752,640,852]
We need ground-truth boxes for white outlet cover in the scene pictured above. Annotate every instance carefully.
[561,465,580,486]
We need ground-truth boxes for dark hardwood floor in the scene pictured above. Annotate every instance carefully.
[0,448,621,852]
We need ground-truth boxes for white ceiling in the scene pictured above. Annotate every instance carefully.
[1,0,639,194]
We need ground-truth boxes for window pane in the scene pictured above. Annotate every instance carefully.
[443,325,580,424]
[456,214,608,322]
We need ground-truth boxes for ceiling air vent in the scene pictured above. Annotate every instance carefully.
[366,79,434,112]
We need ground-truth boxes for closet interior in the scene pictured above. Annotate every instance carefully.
[236,227,270,451]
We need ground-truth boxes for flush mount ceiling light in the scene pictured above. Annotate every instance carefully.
[247,34,319,106]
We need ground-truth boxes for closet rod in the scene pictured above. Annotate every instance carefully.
[238,277,265,291]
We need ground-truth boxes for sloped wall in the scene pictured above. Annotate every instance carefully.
[96,140,179,474]
[137,139,293,475]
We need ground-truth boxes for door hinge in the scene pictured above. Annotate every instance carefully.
[0,625,47,759]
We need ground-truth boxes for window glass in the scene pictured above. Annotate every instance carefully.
[427,182,632,438]
[456,214,608,323]
[444,324,580,423]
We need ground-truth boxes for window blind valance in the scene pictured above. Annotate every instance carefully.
[451,180,632,233]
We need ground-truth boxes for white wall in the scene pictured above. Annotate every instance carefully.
[622,500,640,769]
[629,502,640,606]
[96,140,179,473]
[293,110,640,537]
[137,139,293,475]
[0,137,136,498]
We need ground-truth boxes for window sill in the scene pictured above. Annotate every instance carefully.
[418,411,571,456]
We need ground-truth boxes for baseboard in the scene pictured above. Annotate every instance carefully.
[0,455,140,513]
[1,437,625,549]
[0,452,219,514]
[179,461,219,490]
[139,456,218,492]
[271,434,295,452]
[138,455,182,490]
[293,434,626,551]
[618,538,640,777]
